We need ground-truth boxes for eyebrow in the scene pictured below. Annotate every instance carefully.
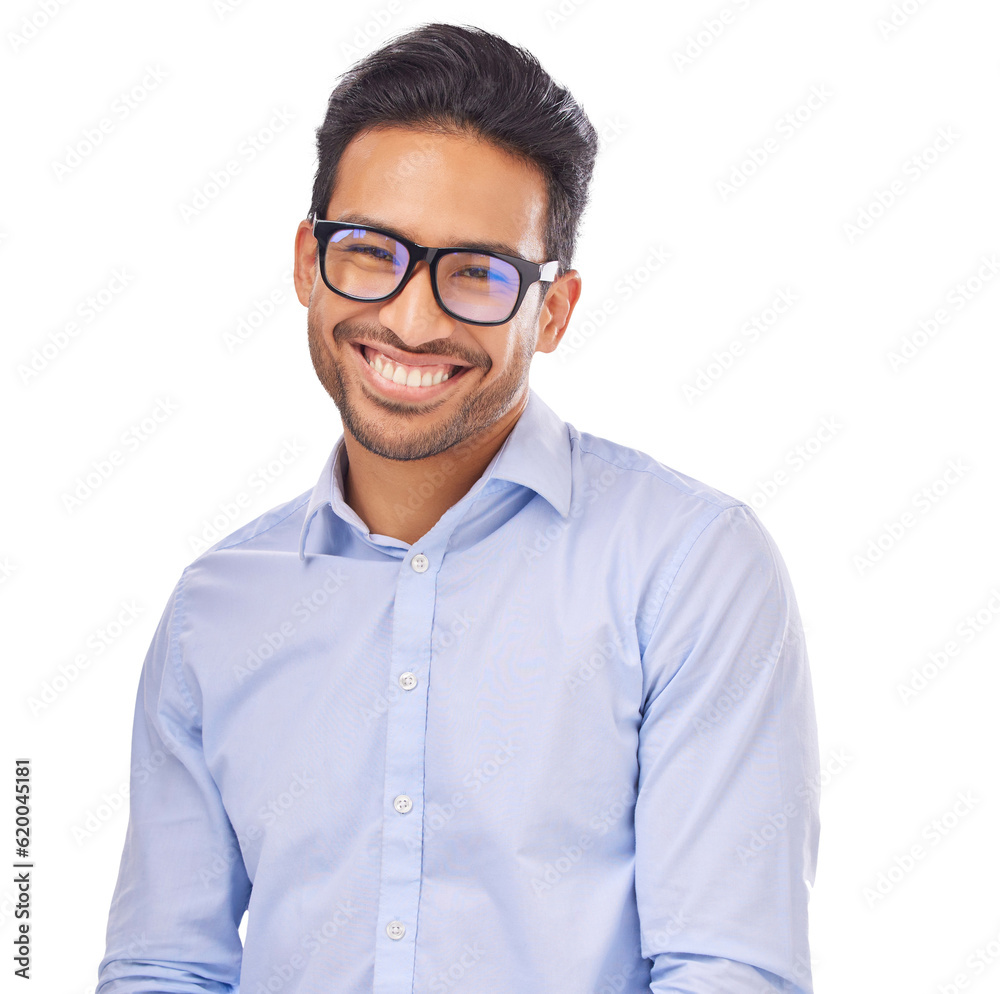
[334,212,523,259]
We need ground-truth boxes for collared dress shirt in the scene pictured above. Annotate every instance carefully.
[97,387,820,994]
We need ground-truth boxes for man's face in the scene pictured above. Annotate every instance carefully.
[294,125,561,462]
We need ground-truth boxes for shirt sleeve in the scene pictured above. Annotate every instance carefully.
[96,570,252,993]
[634,502,820,994]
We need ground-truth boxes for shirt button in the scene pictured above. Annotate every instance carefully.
[410,553,429,573]
[399,671,417,690]
[393,794,412,814]
[386,920,405,940]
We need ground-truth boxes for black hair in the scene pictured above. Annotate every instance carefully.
[308,22,599,279]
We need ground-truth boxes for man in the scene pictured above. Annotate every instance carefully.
[97,22,819,994]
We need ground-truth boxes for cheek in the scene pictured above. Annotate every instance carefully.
[309,300,360,345]
[483,317,536,370]
[486,342,529,376]
[307,303,333,345]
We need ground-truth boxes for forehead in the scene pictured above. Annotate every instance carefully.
[326,125,548,259]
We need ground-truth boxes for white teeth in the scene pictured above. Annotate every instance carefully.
[367,348,454,388]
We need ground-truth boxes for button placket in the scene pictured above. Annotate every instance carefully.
[373,546,439,992]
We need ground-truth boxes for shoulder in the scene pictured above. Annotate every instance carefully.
[566,421,744,526]
[187,487,313,565]
[563,421,788,595]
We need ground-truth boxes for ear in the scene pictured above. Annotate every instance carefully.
[293,219,318,307]
[534,269,582,355]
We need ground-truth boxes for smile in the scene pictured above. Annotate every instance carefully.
[351,342,473,400]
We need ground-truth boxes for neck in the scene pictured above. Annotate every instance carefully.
[341,398,527,546]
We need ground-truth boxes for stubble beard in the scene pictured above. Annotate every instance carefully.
[306,308,534,463]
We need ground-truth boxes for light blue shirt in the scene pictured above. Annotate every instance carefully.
[97,388,820,994]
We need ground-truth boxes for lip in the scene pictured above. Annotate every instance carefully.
[353,339,471,369]
[350,342,473,402]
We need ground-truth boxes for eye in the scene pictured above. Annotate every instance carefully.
[454,264,514,285]
[342,244,399,266]
[459,265,490,279]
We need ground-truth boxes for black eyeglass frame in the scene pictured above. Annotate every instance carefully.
[308,213,561,327]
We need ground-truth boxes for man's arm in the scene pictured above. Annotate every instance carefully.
[634,502,820,994]
[96,571,252,993]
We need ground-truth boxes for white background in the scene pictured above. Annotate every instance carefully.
[2,0,999,991]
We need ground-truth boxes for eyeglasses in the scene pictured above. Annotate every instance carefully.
[308,214,561,326]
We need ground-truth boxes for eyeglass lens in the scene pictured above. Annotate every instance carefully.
[325,227,522,323]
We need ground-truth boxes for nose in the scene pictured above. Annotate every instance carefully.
[377,260,457,348]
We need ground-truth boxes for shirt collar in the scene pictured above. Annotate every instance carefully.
[298,387,572,560]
